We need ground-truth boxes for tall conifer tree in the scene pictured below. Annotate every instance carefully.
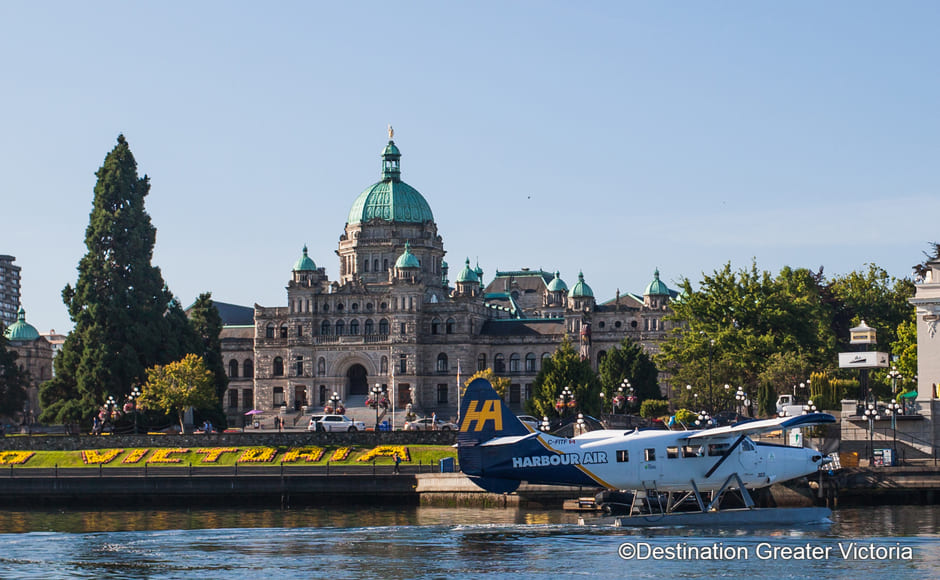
[0,334,28,418]
[186,293,228,401]
[40,135,172,424]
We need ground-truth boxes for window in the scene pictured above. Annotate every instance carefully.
[615,321,622,329]
[297,325,303,337]
[599,321,605,329]
[616,450,629,463]
[437,384,449,404]
[319,385,327,405]
[742,439,755,452]
[336,303,344,311]
[321,320,331,335]
[279,325,288,339]
[318,357,326,376]
[383,259,389,271]
[446,318,455,334]
[644,448,656,462]
[364,319,374,334]
[228,359,239,378]
[243,389,253,409]
[682,445,703,458]
[350,319,360,335]
[364,260,369,272]
[373,259,379,271]
[708,443,730,457]
[352,303,359,312]
[510,384,520,404]
[667,446,679,459]
[273,387,285,407]
[244,360,253,378]
[265,324,274,339]
[273,357,284,377]
[399,354,407,374]
[437,353,448,373]
[477,353,486,372]
[295,356,303,376]
[379,319,389,334]
[228,389,238,409]
[335,320,345,335]
[494,354,505,373]
[525,353,536,372]
[431,318,441,334]
[400,322,407,334]
[509,353,520,373]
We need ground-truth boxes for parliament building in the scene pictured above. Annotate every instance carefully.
[221,132,677,424]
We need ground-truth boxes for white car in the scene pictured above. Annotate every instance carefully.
[316,415,365,432]
[306,415,325,431]
[403,417,457,431]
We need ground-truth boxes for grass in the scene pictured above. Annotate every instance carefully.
[0,445,457,469]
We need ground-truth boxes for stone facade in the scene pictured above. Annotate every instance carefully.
[221,136,675,425]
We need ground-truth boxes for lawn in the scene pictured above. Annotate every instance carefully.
[0,445,457,469]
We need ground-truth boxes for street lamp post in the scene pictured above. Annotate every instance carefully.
[621,379,632,413]
[864,402,880,466]
[329,392,341,414]
[735,387,746,416]
[370,383,384,430]
[888,366,901,395]
[541,416,550,432]
[556,386,574,418]
[128,386,141,434]
[886,400,901,465]
[695,410,711,429]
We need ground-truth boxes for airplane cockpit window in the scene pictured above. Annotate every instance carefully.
[666,446,679,459]
[644,448,656,462]
[681,445,704,458]
[708,443,730,456]
[741,438,756,452]
[616,450,629,463]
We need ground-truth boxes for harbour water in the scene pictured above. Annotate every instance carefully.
[0,505,938,579]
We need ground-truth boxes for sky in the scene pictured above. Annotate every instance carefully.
[2,2,938,334]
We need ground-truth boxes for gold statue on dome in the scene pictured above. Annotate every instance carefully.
[388,124,394,140]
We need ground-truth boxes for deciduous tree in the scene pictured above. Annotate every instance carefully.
[139,354,217,434]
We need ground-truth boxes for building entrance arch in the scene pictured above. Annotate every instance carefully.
[347,364,368,396]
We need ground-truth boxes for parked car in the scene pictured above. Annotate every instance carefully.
[517,415,541,429]
[306,415,325,431]
[403,417,458,431]
[315,415,365,432]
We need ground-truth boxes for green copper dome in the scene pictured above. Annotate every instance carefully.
[644,268,670,296]
[569,271,594,298]
[547,271,568,292]
[346,139,434,225]
[292,245,317,271]
[4,306,40,341]
[395,241,420,269]
[456,258,480,283]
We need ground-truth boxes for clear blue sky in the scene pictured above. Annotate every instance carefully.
[3,2,938,334]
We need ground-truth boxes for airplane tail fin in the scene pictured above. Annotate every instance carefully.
[457,378,529,487]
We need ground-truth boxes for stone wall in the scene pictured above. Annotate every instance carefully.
[0,430,457,452]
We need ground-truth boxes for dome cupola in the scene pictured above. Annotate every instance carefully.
[292,245,317,271]
[4,306,40,342]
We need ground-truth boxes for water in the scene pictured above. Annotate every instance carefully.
[0,505,938,579]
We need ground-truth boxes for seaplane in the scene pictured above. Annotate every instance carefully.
[457,378,836,526]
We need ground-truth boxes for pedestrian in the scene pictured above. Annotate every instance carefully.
[431,412,437,431]
[393,452,401,474]
[278,416,283,432]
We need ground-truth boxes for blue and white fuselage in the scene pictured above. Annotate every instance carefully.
[457,378,834,494]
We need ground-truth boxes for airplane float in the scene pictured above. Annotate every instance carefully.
[457,378,836,526]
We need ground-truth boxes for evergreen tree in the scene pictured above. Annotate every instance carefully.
[526,338,601,418]
[39,135,172,424]
[598,337,660,412]
[186,293,228,402]
[0,335,28,418]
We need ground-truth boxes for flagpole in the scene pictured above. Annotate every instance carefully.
[391,363,396,431]
[457,358,461,424]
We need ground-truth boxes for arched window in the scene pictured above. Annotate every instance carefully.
[321,320,330,335]
[379,319,389,335]
[525,353,537,372]
[244,359,253,378]
[510,353,521,373]
[335,320,345,335]
[273,357,284,377]
[446,318,455,334]
[431,318,441,334]
[279,325,288,338]
[228,359,239,378]
[381,356,388,373]
[295,356,303,376]
[494,354,506,373]
[364,260,370,272]
[265,324,275,339]
[318,357,326,377]
[541,352,550,361]
[437,353,449,373]
[477,353,486,372]
[383,259,389,271]
[373,259,379,271]
[350,319,360,335]
[364,319,374,334]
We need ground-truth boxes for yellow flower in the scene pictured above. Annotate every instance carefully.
[357,445,409,462]
[81,449,123,465]
[122,449,149,464]
[0,451,34,465]
[283,447,324,462]
[150,448,189,463]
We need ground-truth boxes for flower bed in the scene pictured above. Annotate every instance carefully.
[0,451,34,465]
[237,447,277,463]
[357,445,409,462]
[122,449,149,464]
[81,449,124,465]
[196,448,237,463]
[149,448,189,463]
[329,447,351,462]
[282,447,325,463]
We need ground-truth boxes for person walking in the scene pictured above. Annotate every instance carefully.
[393,452,401,474]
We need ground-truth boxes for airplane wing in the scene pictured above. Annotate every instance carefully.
[683,412,835,441]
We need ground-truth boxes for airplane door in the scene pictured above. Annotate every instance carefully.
[737,437,760,475]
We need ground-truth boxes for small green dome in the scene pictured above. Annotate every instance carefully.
[346,139,434,225]
[644,268,670,296]
[569,271,594,298]
[4,306,40,341]
[292,245,317,271]
[395,241,420,269]
[456,258,480,283]
[547,271,568,292]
